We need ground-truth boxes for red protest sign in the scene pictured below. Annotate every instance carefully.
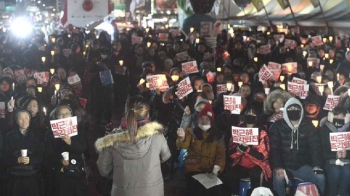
[146,74,169,91]
[323,95,340,111]
[34,72,50,84]
[181,61,199,75]
[223,95,241,114]
[330,132,350,151]
[282,62,297,74]
[131,35,143,45]
[175,77,193,99]
[14,69,26,82]
[259,65,273,82]
[291,77,307,84]
[50,116,78,138]
[231,126,259,145]
[217,84,228,95]
[287,82,309,99]
[259,45,271,54]
[158,33,169,42]
[206,71,215,83]
[284,39,296,49]
[311,36,323,46]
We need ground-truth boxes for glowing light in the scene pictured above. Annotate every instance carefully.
[11,17,33,38]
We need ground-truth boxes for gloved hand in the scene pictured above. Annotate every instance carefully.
[237,144,249,153]
[7,97,15,112]
[313,166,324,174]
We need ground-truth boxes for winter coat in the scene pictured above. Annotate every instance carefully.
[319,122,350,164]
[95,122,171,196]
[269,98,323,170]
[4,128,44,176]
[176,128,226,174]
[336,59,350,77]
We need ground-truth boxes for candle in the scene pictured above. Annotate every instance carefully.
[68,34,71,38]
[147,42,151,48]
[190,27,194,33]
[83,51,86,56]
[12,83,15,91]
[195,38,200,44]
[41,57,46,63]
[146,28,150,33]
[323,38,327,43]
[267,32,270,35]
[197,89,202,92]
[316,76,322,83]
[85,44,89,48]
[238,81,243,88]
[217,67,222,72]
[171,75,179,82]
[226,82,233,91]
[231,33,235,38]
[312,120,319,127]
[347,48,350,52]
[55,84,60,91]
[54,90,57,95]
[165,24,169,29]
[301,44,304,48]
[348,89,350,97]
[52,37,56,43]
[264,88,270,95]
[139,78,145,85]
[119,60,124,66]
[43,107,46,115]
[330,59,334,64]
[329,36,333,42]
[308,61,313,67]
[280,76,285,82]
[328,81,334,88]
[318,85,324,94]
[325,53,329,59]
[303,51,307,57]
[254,57,258,62]
[37,87,42,93]
[50,68,55,74]
[51,50,54,56]
[337,73,339,80]
[145,83,150,89]
[320,65,325,72]
[280,84,286,90]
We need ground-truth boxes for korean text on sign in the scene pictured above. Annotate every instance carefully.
[50,116,78,138]
[323,95,340,111]
[146,74,169,91]
[329,132,350,151]
[175,77,193,99]
[287,82,309,99]
[258,64,273,82]
[223,95,241,114]
[231,126,259,145]
[182,61,199,75]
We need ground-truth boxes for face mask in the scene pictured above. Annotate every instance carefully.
[333,119,345,129]
[287,110,301,121]
[245,115,256,124]
[198,124,211,132]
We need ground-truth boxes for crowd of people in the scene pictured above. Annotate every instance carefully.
[0,23,349,196]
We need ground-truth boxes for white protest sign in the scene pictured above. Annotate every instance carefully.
[259,64,273,82]
[282,62,297,74]
[287,82,309,99]
[311,36,323,46]
[34,72,50,84]
[67,74,81,85]
[268,62,282,81]
[231,126,259,145]
[284,39,296,49]
[330,132,350,151]
[259,45,271,54]
[323,95,340,111]
[291,77,307,84]
[223,95,241,114]
[200,22,213,37]
[50,116,78,138]
[131,35,143,45]
[182,61,199,75]
[206,71,215,83]
[217,84,228,94]
[175,77,193,99]
[146,74,169,91]
[14,70,26,82]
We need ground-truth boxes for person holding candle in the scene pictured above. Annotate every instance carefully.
[319,106,350,196]
[335,51,350,78]
[4,110,44,196]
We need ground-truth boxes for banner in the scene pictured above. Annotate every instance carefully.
[182,61,199,74]
[200,22,213,37]
[330,132,350,151]
[175,77,193,99]
[258,65,273,82]
[99,69,114,86]
[67,74,81,85]
[217,84,228,95]
[50,116,78,138]
[259,45,271,54]
[288,82,309,99]
[146,74,169,91]
[158,33,169,42]
[14,69,26,82]
[131,35,143,45]
[311,36,323,46]
[291,77,307,84]
[307,58,320,68]
[282,62,297,74]
[323,95,340,111]
[176,51,189,62]
[252,0,264,12]
[34,72,50,84]
[223,95,241,114]
[284,39,296,49]
[231,126,259,145]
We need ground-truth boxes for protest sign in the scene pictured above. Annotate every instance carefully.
[323,95,340,111]
[217,84,228,95]
[170,29,181,37]
[259,65,273,82]
[158,33,169,42]
[274,34,285,43]
[176,51,189,62]
[182,61,199,74]
[175,77,193,99]
[50,116,78,138]
[311,36,323,46]
[200,22,213,37]
[259,45,271,54]
[223,95,241,114]
[115,65,127,75]
[67,74,81,85]
[291,77,307,84]
[206,71,215,83]
[307,58,320,68]
[0,102,4,118]
[99,69,114,86]
[131,35,143,45]
[268,62,281,70]
[282,62,297,74]
[330,132,350,151]
[231,126,259,145]
[268,62,282,81]
[288,82,309,99]
[34,72,50,84]
[14,69,26,82]
[284,39,296,49]
[146,74,169,91]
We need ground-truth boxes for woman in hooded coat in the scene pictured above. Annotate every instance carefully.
[95,95,171,196]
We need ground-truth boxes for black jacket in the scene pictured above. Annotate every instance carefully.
[3,128,44,176]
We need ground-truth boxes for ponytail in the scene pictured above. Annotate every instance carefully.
[127,109,138,142]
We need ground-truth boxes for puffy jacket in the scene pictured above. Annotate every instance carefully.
[95,122,171,196]
[176,128,226,173]
[269,98,323,170]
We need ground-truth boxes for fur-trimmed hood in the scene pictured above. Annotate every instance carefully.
[264,89,291,114]
[95,122,163,160]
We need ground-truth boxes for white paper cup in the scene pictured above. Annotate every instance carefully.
[21,149,27,157]
[264,88,270,95]
[61,152,69,161]
[212,165,220,175]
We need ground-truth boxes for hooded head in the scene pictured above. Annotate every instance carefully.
[283,97,304,126]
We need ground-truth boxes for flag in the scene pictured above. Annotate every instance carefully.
[252,0,264,12]
[277,0,289,10]
[309,0,319,8]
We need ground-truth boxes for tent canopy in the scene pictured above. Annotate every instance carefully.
[213,0,350,27]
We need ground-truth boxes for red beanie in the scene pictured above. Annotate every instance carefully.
[198,103,215,120]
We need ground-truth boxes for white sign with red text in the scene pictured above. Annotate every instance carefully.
[182,61,199,75]
[291,77,307,84]
[217,84,228,95]
[223,95,241,114]
[311,36,323,46]
[268,62,282,81]
[34,72,50,84]
[259,65,273,82]
[259,45,271,54]
[288,82,309,99]
[282,62,297,74]
[284,39,296,49]
[50,116,78,138]
[175,77,193,99]
[14,70,26,82]
[231,126,259,145]
[67,74,81,85]
[131,35,143,45]
[146,74,169,91]
[323,95,340,111]
[330,132,350,151]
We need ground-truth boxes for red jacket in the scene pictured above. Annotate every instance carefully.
[229,123,272,180]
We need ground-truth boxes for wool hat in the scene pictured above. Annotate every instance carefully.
[198,103,214,120]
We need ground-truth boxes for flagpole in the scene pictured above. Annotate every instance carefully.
[263,6,273,30]
[287,0,299,27]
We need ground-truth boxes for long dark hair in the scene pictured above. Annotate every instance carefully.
[193,119,222,143]
[125,95,150,142]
